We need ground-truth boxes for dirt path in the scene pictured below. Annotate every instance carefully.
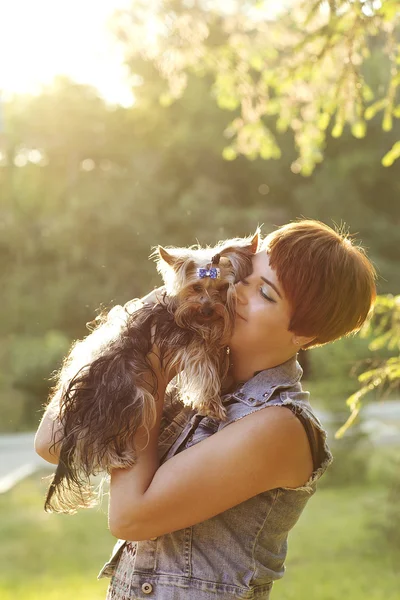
[0,432,53,493]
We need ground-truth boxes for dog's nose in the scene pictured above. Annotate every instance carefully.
[201,305,214,317]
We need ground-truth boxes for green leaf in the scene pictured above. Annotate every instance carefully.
[271,146,282,160]
[276,117,289,133]
[159,93,174,107]
[331,121,344,138]
[335,405,360,439]
[382,140,400,167]
[364,99,387,120]
[351,120,367,138]
[318,112,331,130]
[264,99,281,115]
[382,112,393,131]
[379,1,400,20]
[362,84,374,102]
[300,161,314,176]
[217,95,240,111]
[249,55,264,72]
[261,70,277,86]
[222,146,237,161]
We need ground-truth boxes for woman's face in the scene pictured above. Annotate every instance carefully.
[229,251,295,362]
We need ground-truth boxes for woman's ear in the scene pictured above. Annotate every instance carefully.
[292,334,316,349]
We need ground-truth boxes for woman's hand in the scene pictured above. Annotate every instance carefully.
[34,397,63,464]
[140,286,166,306]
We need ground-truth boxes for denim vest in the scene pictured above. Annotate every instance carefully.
[99,356,333,599]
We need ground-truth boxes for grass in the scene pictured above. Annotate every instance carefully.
[279,484,399,599]
[0,470,398,599]
[0,471,111,600]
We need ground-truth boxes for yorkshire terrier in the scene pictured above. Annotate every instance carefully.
[44,232,259,513]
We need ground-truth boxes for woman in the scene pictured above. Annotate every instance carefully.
[35,219,376,600]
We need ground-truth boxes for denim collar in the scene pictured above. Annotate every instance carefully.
[223,354,303,407]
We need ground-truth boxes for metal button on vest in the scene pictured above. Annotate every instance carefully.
[141,582,153,594]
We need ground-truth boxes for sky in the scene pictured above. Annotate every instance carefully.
[0,1,290,106]
[0,0,135,106]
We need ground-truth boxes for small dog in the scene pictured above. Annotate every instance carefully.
[44,232,259,513]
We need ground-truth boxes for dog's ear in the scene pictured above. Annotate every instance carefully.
[216,230,260,283]
[155,246,187,280]
[248,229,260,254]
[158,246,177,267]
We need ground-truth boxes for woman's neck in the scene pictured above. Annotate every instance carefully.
[229,348,297,384]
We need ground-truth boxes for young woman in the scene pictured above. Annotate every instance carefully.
[35,220,377,600]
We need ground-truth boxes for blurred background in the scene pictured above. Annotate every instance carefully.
[0,1,399,599]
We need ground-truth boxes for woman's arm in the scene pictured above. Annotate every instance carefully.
[108,388,165,532]
[108,405,314,542]
[107,344,171,533]
[34,398,63,464]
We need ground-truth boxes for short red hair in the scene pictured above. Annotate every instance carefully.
[262,220,377,349]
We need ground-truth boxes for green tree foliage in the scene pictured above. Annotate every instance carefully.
[1,4,399,431]
[112,0,400,431]
[113,0,400,175]
[336,294,400,437]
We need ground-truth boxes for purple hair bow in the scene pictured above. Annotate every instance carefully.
[196,267,221,279]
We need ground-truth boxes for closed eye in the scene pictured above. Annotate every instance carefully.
[241,278,274,302]
[260,286,275,303]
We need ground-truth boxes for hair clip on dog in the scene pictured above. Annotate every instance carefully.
[196,267,221,279]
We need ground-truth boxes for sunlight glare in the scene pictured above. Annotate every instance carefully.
[0,0,135,106]
[0,1,290,105]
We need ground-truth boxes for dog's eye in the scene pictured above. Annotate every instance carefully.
[193,284,203,292]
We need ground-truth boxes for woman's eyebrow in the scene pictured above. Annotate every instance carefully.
[260,276,282,299]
